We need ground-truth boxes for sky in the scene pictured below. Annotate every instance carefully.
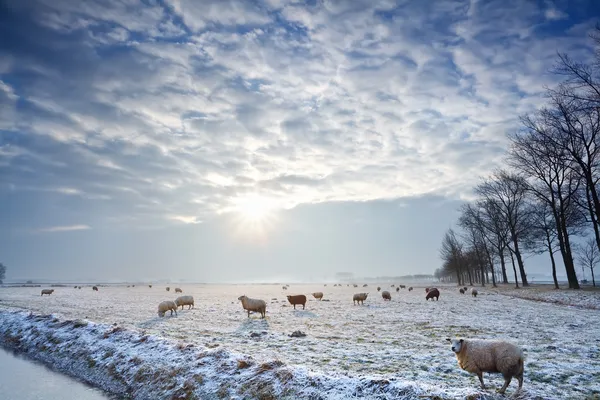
[1,0,598,283]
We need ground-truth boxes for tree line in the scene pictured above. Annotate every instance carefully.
[437,26,600,290]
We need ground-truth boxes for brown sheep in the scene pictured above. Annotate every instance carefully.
[353,293,368,305]
[381,291,391,301]
[425,288,440,301]
[175,288,183,293]
[287,294,307,309]
[408,287,413,291]
[459,288,465,294]
[425,287,430,293]
[312,292,324,300]
[92,286,98,291]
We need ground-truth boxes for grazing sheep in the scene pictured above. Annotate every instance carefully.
[459,288,465,294]
[353,293,368,305]
[363,284,368,287]
[377,286,381,291]
[41,289,54,296]
[408,287,413,291]
[312,292,324,301]
[446,338,524,394]
[353,284,358,288]
[287,294,307,309]
[391,284,395,287]
[464,286,468,291]
[166,287,170,291]
[324,284,327,287]
[238,295,266,318]
[148,285,152,288]
[471,288,479,297]
[77,286,81,289]
[175,288,183,293]
[73,286,77,289]
[175,295,194,310]
[158,300,178,317]
[425,288,440,301]
[132,285,135,287]
[381,291,391,301]
[92,286,98,291]
[400,285,406,289]
[396,287,400,292]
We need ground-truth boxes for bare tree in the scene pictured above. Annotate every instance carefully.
[0,262,5,284]
[509,111,584,289]
[576,237,598,287]
[475,171,531,286]
[528,201,561,289]
[439,229,464,285]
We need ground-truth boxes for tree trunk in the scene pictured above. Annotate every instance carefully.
[545,230,559,289]
[560,215,580,289]
[510,230,529,286]
[509,249,519,288]
[499,247,508,284]
[591,267,596,287]
[484,245,497,287]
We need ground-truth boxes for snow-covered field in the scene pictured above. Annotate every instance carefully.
[0,283,599,399]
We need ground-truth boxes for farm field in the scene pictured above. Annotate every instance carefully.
[0,283,599,399]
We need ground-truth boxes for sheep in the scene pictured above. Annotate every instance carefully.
[238,295,266,318]
[78,286,82,289]
[92,286,98,291]
[175,295,194,310]
[391,284,395,287]
[324,284,327,287]
[282,286,288,290]
[459,288,465,294]
[464,286,468,291]
[425,287,430,293]
[312,292,324,301]
[148,284,152,288]
[400,285,406,289]
[175,288,183,293]
[408,287,413,291]
[41,289,54,296]
[353,284,358,288]
[287,294,307,309]
[377,286,381,292]
[158,300,178,317]
[425,288,440,301]
[166,287,170,291]
[446,338,524,394]
[396,287,400,292]
[381,291,391,301]
[353,293,368,305]
[73,286,77,289]
[362,284,368,287]
[471,288,479,297]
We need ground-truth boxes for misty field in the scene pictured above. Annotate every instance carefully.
[0,283,599,399]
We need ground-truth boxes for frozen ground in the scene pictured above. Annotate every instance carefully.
[0,283,599,399]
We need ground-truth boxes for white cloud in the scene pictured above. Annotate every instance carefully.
[36,225,91,233]
[1,0,596,225]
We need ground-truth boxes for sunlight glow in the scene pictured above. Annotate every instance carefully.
[228,194,280,243]
[236,195,274,222]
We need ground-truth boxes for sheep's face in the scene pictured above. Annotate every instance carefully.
[237,295,246,301]
[447,338,464,353]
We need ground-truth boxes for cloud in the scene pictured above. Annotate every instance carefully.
[36,225,91,233]
[0,0,597,229]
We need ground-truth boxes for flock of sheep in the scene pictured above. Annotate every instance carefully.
[37,283,523,395]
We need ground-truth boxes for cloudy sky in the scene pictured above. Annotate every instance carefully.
[1,0,598,283]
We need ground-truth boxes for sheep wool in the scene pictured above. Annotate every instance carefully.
[447,338,524,394]
[158,300,178,317]
[312,292,324,300]
[353,293,368,305]
[238,295,266,318]
[175,295,194,310]
[381,291,391,301]
[41,289,54,296]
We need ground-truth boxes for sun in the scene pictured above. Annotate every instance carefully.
[237,195,273,222]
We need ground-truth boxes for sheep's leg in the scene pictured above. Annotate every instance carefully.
[477,372,486,389]
[247,310,250,318]
[516,373,523,391]
[498,375,512,394]
[302,304,305,310]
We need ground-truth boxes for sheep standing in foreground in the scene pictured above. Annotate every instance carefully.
[287,294,307,309]
[157,300,177,317]
[175,295,194,310]
[238,295,266,318]
[312,292,324,301]
[425,288,440,301]
[92,286,98,291]
[353,293,368,305]
[446,338,524,394]
[381,291,391,301]
[471,288,479,297]
[459,288,465,294]
[41,289,54,296]
[175,288,182,293]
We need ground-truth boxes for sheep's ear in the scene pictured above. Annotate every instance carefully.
[445,338,451,342]
[459,339,464,343]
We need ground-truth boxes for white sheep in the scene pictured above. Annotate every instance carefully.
[238,295,266,318]
[175,295,194,310]
[446,338,524,394]
[158,300,178,317]
[312,292,324,300]
[41,289,54,296]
